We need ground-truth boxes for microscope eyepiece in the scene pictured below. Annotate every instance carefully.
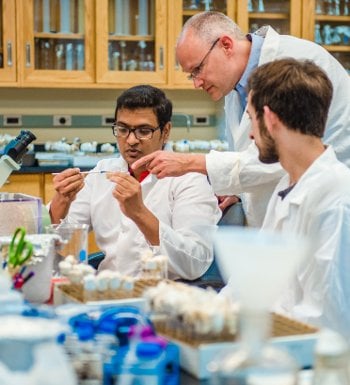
[4,130,37,163]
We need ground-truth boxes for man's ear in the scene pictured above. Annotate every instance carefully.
[162,122,171,143]
[220,35,234,55]
[263,105,279,136]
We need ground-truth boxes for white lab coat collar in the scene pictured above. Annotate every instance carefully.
[266,147,336,223]
[256,26,280,64]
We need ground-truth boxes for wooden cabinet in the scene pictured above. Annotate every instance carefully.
[0,1,17,84]
[95,0,167,85]
[43,173,55,203]
[302,0,350,72]
[0,173,43,196]
[236,0,302,36]
[18,0,95,86]
[2,0,348,89]
[168,0,236,88]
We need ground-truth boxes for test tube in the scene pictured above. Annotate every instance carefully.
[137,0,148,35]
[60,0,71,33]
[122,0,130,35]
[42,0,51,33]
[114,0,124,35]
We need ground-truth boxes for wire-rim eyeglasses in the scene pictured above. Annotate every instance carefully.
[187,37,220,81]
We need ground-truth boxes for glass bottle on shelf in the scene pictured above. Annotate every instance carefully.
[106,0,157,74]
[315,0,324,14]
[32,0,86,72]
[188,0,199,10]
[315,23,323,44]
[202,0,212,11]
[326,0,334,15]
[55,43,65,70]
[334,0,341,15]
[257,0,265,12]
[248,0,254,12]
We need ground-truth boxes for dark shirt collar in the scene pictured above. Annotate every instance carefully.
[277,183,296,200]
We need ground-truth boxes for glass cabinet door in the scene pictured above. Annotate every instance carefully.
[96,0,167,85]
[20,0,94,85]
[303,0,350,74]
[0,1,16,83]
[168,0,236,87]
[236,0,302,37]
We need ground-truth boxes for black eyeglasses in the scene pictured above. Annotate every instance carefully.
[187,38,220,81]
[111,123,161,140]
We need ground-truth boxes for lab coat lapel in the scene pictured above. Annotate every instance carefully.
[225,90,252,151]
[257,26,280,65]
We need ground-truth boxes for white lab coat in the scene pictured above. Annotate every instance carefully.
[263,147,350,338]
[206,26,350,227]
[64,156,222,280]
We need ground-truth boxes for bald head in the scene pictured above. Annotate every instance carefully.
[177,11,246,47]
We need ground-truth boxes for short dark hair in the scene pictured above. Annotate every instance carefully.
[115,85,172,130]
[247,58,333,138]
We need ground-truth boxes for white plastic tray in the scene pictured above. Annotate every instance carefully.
[164,331,318,380]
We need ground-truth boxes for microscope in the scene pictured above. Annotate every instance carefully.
[0,130,36,188]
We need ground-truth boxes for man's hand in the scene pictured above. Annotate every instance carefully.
[107,171,160,245]
[53,168,85,201]
[50,168,85,223]
[131,150,207,178]
[217,195,241,212]
[107,172,145,220]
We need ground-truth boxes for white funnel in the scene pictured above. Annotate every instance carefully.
[215,227,310,311]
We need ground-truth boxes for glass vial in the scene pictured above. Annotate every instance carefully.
[60,0,71,33]
[312,330,350,385]
[137,0,148,35]
[42,0,51,33]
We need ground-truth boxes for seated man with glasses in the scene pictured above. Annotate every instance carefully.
[49,85,221,279]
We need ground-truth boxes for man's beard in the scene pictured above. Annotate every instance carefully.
[257,119,279,164]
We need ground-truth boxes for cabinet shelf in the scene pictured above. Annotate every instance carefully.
[182,10,206,16]
[249,12,290,19]
[108,35,154,42]
[315,15,350,22]
[34,32,85,40]
[323,45,350,52]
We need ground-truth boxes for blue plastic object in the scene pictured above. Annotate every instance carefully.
[66,306,179,384]
[103,340,179,385]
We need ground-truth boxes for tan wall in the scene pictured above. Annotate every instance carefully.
[0,88,224,143]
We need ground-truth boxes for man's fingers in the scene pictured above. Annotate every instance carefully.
[132,152,159,170]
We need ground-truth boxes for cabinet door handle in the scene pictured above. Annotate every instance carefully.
[159,46,164,70]
[26,43,31,67]
[7,41,12,67]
